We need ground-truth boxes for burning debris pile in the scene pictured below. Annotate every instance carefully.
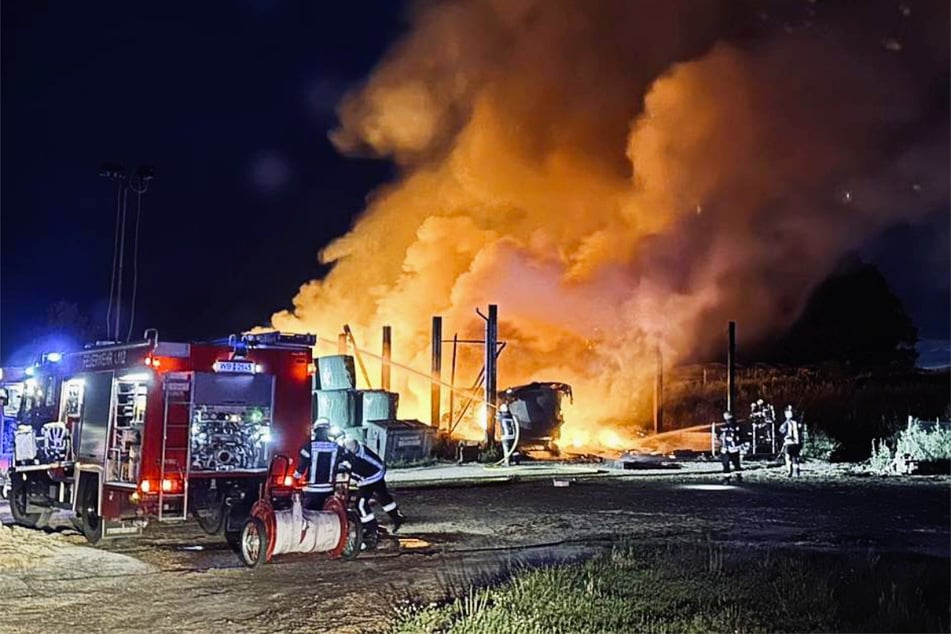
[272,0,949,450]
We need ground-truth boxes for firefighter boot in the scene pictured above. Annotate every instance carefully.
[362,519,380,551]
[389,509,405,534]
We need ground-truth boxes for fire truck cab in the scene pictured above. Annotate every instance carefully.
[8,331,315,544]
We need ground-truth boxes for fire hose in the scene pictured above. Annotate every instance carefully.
[270,500,342,555]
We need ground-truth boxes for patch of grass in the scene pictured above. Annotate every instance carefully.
[391,543,949,633]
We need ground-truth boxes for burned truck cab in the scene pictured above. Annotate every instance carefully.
[8,332,315,544]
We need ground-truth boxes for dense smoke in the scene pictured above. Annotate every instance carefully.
[273,0,949,447]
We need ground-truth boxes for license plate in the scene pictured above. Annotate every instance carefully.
[214,360,255,374]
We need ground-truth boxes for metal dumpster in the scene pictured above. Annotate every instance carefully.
[364,419,434,463]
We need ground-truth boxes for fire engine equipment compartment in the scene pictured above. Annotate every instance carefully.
[189,372,274,472]
[497,382,573,448]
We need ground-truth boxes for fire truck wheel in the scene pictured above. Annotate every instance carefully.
[238,517,268,568]
[340,510,363,560]
[80,485,104,544]
[9,475,44,528]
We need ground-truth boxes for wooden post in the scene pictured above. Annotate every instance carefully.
[653,342,664,435]
[449,333,458,425]
[484,305,498,445]
[381,325,392,391]
[431,316,442,429]
[727,321,736,415]
[337,332,347,355]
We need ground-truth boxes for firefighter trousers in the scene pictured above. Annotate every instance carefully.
[721,451,742,474]
[356,479,402,525]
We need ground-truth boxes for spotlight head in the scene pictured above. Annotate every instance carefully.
[137,165,155,181]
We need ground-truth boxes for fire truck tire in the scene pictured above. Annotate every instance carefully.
[340,510,363,560]
[238,517,268,568]
[9,475,46,529]
[80,484,104,544]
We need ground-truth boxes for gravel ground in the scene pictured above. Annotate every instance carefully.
[0,465,947,633]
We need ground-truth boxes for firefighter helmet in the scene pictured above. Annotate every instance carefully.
[312,418,337,442]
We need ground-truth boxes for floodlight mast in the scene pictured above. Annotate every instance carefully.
[99,163,155,342]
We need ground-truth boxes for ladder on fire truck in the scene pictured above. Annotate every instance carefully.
[158,387,191,522]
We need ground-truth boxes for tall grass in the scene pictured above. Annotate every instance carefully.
[393,542,950,633]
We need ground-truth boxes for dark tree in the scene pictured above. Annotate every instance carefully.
[769,258,918,367]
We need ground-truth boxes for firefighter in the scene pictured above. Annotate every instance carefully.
[779,405,802,477]
[292,419,343,510]
[497,403,519,466]
[339,436,404,543]
[719,411,743,482]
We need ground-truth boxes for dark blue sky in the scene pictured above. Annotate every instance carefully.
[1,1,948,365]
[1,1,404,363]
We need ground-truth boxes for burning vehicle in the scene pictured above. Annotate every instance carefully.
[7,331,314,544]
[497,382,573,453]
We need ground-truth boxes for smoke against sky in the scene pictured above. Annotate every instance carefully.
[272,0,949,446]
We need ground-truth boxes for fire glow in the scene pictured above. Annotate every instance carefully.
[271,1,947,450]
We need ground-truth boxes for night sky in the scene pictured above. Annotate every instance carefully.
[1,1,404,363]
[1,1,948,365]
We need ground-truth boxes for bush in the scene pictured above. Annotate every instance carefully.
[868,419,951,474]
[894,419,951,462]
[802,426,840,461]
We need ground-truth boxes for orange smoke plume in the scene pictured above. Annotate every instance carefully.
[272,0,949,449]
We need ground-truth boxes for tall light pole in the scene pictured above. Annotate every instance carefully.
[100,163,155,342]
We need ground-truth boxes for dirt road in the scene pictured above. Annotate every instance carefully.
[2,471,948,633]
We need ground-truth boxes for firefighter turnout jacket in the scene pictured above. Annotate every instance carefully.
[340,444,386,488]
[294,440,340,493]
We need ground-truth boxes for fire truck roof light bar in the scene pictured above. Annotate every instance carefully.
[208,332,317,349]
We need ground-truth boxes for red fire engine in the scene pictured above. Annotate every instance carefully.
[8,331,315,544]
